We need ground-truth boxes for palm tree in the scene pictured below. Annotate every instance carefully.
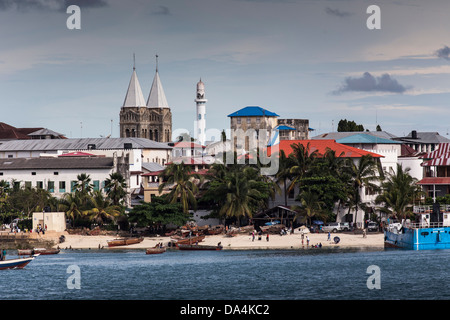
[275,150,292,207]
[218,169,263,225]
[288,142,318,193]
[375,163,423,220]
[158,163,202,214]
[346,155,380,228]
[60,193,83,227]
[83,190,122,226]
[292,190,328,227]
[104,172,128,206]
[74,173,93,207]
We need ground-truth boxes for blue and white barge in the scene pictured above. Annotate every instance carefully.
[384,205,450,250]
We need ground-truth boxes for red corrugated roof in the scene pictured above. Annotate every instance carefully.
[174,141,205,149]
[267,140,383,158]
[418,177,450,185]
[58,152,98,157]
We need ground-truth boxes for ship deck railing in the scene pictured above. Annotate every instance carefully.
[413,205,450,214]
[403,222,450,229]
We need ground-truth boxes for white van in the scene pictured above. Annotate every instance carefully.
[322,222,350,233]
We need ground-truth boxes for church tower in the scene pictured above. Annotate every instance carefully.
[120,55,172,143]
[194,79,207,146]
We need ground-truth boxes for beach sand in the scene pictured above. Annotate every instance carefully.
[55,230,385,251]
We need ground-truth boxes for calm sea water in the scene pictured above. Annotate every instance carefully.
[1,247,449,300]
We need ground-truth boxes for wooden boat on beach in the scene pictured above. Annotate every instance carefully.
[173,235,205,245]
[146,247,166,254]
[18,248,60,255]
[107,237,143,247]
[0,254,39,270]
[177,244,223,251]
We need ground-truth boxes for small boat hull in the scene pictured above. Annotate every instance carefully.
[107,237,144,247]
[146,247,166,254]
[0,255,39,270]
[174,235,205,245]
[18,248,60,255]
[177,244,223,251]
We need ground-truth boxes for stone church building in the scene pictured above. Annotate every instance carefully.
[119,60,172,143]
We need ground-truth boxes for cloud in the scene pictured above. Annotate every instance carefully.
[325,7,352,18]
[333,72,410,94]
[435,46,450,60]
[151,5,171,15]
[0,0,107,12]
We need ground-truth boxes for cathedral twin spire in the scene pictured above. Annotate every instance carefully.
[122,55,169,109]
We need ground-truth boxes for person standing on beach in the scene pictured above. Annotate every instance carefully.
[266,234,269,242]
[327,232,331,241]
[252,231,255,242]
[306,236,310,247]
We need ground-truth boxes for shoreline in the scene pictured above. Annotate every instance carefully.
[54,231,386,251]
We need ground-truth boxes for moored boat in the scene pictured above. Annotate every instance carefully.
[384,205,450,250]
[173,235,205,245]
[0,254,39,270]
[146,247,166,254]
[177,244,223,251]
[18,248,60,255]
[107,237,144,247]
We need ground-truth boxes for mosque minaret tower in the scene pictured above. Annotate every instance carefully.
[194,79,207,146]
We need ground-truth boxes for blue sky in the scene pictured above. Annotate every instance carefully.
[2,0,450,140]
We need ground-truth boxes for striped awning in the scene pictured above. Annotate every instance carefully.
[418,177,450,185]
[420,143,450,159]
[420,142,450,166]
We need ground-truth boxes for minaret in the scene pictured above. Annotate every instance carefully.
[195,78,207,146]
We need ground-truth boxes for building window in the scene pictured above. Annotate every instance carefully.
[25,181,31,189]
[198,114,201,120]
[31,172,36,175]
[36,181,43,189]
[59,181,66,193]
[237,118,241,124]
[0,172,3,176]
[47,181,55,193]
[71,181,77,192]
[54,172,59,175]
[256,117,260,124]
[13,181,20,190]
[7,155,13,158]
[93,180,100,191]
[246,118,251,124]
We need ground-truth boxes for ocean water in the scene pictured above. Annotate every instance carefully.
[1,247,449,300]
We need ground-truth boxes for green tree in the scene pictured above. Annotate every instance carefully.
[337,119,364,132]
[346,155,380,228]
[292,190,328,227]
[288,142,318,194]
[375,164,423,220]
[83,190,122,226]
[128,196,191,228]
[104,172,128,206]
[74,173,93,207]
[158,163,202,214]
[60,193,84,227]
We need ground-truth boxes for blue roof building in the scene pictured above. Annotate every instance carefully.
[227,106,279,117]
[336,133,402,145]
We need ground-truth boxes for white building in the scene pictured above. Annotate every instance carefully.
[0,137,172,192]
[0,155,123,200]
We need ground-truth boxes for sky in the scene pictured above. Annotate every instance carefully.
[2,0,450,141]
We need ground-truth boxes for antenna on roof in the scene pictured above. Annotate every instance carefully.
[155,54,159,72]
[133,53,136,70]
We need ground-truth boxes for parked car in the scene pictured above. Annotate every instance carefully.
[322,222,351,233]
[367,222,379,232]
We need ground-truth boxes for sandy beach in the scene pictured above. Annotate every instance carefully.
[55,230,385,251]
